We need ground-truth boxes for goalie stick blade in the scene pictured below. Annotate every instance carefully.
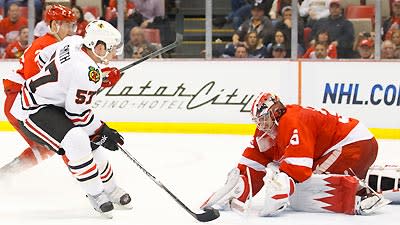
[193,208,220,222]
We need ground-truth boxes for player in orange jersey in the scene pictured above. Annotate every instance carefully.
[1,5,76,176]
[202,92,390,216]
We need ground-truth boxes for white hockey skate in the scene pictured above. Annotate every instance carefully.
[106,186,132,209]
[86,191,114,218]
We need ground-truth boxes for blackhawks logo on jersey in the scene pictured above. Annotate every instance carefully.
[88,66,100,83]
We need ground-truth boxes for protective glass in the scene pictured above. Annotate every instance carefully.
[114,41,124,55]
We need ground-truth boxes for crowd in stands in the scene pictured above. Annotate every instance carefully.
[0,0,400,59]
[0,0,168,59]
[214,0,400,59]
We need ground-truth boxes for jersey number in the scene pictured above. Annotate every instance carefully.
[29,52,58,93]
[308,107,349,123]
[75,89,96,104]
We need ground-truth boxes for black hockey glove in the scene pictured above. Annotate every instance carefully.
[91,123,124,151]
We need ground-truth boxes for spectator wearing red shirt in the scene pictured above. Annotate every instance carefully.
[355,39,374,59]
[71,5,88,36]
[303,29,337,58]
[4,26,28,58]
[0,3,28,43]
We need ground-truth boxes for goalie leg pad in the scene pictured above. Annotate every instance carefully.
[201,168,249,210]
[290,174,358,215]
[259,169,295,217]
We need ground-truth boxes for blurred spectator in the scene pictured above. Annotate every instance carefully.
[312,0,354,58]
[222,31,267,58]
[311,41,330,59]
[381,40,397,59]
[0,3,28,43]
[354,39,374,59]
[390,29,400,58]
[124,26,158,59]
[266,30,289,57]
[353,31,374,52]
[383,0,400,40]
[274,5,305,53]
[109,0,136,12]
[245,31,268,58]
[299,0,330,27]
[3,0,43,22]
[213,0,274,30]
[33,4,52,38]
[3,26,28,58]
[132,0,174,48]
[234,43,249,58]
[303,29,337,58]
[132,0,164,27]
[269,0,300,20]
[71,5,88,36]
[234,2,274,46]
[109,0,140,42]
[271,43,287,58]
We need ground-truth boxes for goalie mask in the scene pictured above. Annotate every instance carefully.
[83,20,123,63]
[251,92,286,134]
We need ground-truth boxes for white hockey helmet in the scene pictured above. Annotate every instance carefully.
[251,92,286,133]
[83,20,123,61]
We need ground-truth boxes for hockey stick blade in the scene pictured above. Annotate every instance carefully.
[119,146,219,222]
[193,208,220,222]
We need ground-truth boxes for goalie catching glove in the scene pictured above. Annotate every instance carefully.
[200,168,250,212]
[91,122,124,151]
[101,67,121,88]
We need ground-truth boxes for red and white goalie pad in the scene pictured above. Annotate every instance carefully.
[367,164,400,203]
[290,174,359,215]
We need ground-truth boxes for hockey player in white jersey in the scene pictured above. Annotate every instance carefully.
[10,20,129,217]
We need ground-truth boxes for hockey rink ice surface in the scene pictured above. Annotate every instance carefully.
[0,131,399,225]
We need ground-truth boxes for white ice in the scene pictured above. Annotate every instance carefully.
[0,132,399,224]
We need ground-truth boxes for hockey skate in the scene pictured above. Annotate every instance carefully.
[0,157,26,179]
[355,193,391,215]
[106,186,132,209]
[86,191,114,218]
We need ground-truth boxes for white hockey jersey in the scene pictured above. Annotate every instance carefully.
[11,35,103,136]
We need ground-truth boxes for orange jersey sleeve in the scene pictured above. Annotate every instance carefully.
[16,33,58,80]
[276,105,359,182]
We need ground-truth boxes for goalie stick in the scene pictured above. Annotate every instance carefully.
[119,13,184,72]
[119,146,220,222]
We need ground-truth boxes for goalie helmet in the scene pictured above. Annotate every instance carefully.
[83,20,123,61]
[251,92,286,134]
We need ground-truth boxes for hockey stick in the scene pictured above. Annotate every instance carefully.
[119,13,184,72]
[119,146,220,222]
[98,14,183,93]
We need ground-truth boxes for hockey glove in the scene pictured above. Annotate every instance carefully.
[101,67,122,88]
[91,123,124,151]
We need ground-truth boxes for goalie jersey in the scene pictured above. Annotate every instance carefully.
[238,105,374,193]
[11,35,103,136]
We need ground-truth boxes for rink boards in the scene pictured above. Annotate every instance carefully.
[0,60,399,139]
